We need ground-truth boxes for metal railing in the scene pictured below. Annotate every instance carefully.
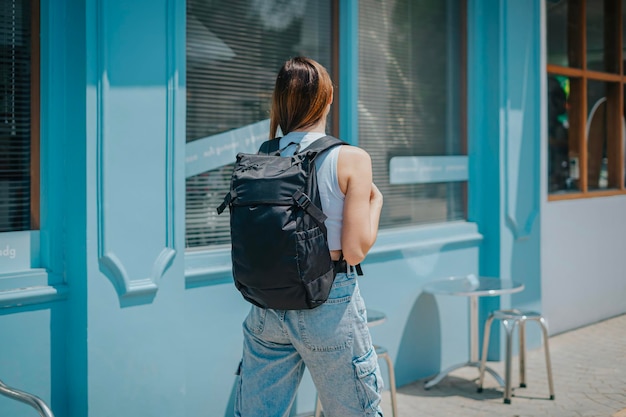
[0,378,55,417]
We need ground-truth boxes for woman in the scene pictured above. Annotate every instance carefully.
[235,56,384,417]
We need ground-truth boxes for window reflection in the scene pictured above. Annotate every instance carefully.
[547,0,573,67]
[184,0,332,248]
[586,80,609,190]
[548,75,579,192]
[358,0,466,227]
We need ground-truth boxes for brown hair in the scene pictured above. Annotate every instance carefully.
[269,57,333,138]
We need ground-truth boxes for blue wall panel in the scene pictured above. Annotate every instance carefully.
[0,305,65,417]
[79,0,188,415]
[93,0,176,298]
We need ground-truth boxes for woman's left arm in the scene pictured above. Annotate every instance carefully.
[336,146,383,266]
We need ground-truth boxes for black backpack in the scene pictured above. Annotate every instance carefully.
[217,135,358,310]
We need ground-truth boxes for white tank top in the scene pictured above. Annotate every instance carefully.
[279,132,344,250]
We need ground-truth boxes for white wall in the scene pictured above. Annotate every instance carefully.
[542,195,626,335]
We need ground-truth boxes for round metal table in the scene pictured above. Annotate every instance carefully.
[422,275,524,389]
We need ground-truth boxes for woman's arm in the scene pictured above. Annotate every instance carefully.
[337,146,383,266]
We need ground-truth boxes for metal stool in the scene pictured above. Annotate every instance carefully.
[315,309,397,417]
[477,309,555,404]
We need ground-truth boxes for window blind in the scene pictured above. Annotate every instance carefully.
[359,0,465,228]
[0,0,31,233]
[185,0,332,249]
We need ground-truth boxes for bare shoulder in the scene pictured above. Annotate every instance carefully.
[336,145,372,193]
[337,145,371,165]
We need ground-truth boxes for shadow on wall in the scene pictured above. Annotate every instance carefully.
[223,379,236,417]
[395,292,441,385]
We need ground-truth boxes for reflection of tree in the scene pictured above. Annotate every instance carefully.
[186,0,326,142]
[250,0,308,31]
[547,76,570,192]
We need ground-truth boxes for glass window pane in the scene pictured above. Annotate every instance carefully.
[358,0,465,228]
[586,0,605,71]
[548,75,582,193]
[0,0,32,232]
[623,0,626,75]
[586,80,621,191]
[586,0,620,73]
[185,0,332,249]
[547,0,581,68]
[587,80,607,190]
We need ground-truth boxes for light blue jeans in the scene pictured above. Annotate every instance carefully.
[234,271,384,417]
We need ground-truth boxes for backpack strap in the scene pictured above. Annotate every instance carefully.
[259,135,346,156]
[293,189,328,231]
[300,136,364,275]
[258,139,281,155]
[299,135,346,158]
[338,250,364,276]
[216,189,237,214]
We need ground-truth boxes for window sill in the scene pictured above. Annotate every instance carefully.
[184,246,233,288]
[184,221,483,288]
[548,189,626,201]
[367,221,483,261]
[0,269,68,309]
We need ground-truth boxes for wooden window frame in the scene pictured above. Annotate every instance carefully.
[547,0,626,201]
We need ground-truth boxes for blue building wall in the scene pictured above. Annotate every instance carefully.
[4,1,621,416]
[467,0,544,358]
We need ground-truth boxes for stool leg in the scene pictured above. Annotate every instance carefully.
[502,318,517,404]
[314,397,322,417]
[379,351,398,417]
[538,316,555,400]
[477,314,495,392]
[519,318,527,388]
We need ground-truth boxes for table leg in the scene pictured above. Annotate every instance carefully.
[424,295,505,389]
[469,295,479,362]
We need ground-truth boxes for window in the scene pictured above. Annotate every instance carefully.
[547,0,626,198]
[185,0,334,249]
[358,0,467,228]
[0,0,38,232]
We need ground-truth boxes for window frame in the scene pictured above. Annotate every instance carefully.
[0,0,68,309]
[547,0,626,201]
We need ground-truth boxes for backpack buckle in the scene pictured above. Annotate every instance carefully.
[294,191,311,209]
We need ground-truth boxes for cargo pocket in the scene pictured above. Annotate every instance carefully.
[296,226,334,307]
[353,348,383,413]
